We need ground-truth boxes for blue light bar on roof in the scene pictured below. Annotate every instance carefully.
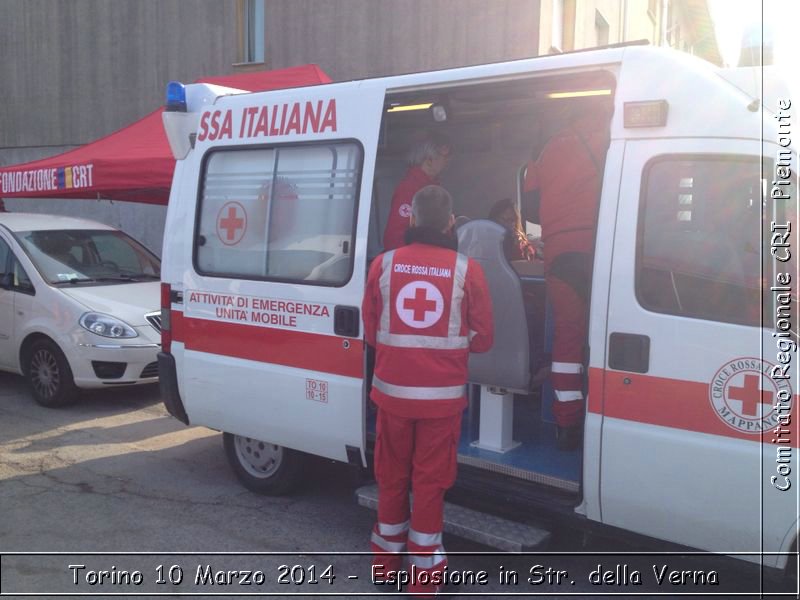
[165,81,187,112]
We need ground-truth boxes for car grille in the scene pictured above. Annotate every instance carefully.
[140,362,159,378]
[145,311,162,333]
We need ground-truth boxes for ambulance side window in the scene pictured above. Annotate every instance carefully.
[195,142,362,285]
[636,155,764,326]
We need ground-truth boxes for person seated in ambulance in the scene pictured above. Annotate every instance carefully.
[382,134,451,251]
[488,197,536,262]
[522,102,611,451]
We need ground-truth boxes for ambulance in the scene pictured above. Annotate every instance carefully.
[158,44,798,572]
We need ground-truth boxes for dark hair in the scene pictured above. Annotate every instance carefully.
[488,198,523,233]
[411,185,453,231]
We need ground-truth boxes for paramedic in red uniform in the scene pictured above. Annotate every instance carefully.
[523,105,610,450]
[363,185,493,597]
[382,135,451,251]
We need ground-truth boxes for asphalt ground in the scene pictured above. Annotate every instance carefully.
[0,371,795,599]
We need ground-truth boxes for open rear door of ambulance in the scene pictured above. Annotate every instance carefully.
[178,81,385,479]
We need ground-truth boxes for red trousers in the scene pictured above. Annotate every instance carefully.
[371,408,461,596]
[546,274,587,427]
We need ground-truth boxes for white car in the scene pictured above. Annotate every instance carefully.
[0,213,161,406]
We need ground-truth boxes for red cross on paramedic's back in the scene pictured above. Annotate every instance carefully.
[405,287,437,321]
[395,281,444,329]
[217,201,247,246]
[729,374,773,417]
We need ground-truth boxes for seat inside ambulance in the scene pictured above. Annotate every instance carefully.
[368,69,615,499]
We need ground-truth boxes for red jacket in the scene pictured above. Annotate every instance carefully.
[362,229,494,418]
[524,114,608,261]
[382,166,437,251]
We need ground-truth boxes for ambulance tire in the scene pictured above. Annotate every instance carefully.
[223,433,303,496]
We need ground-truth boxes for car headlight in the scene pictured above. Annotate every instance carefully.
[79,313,139,339]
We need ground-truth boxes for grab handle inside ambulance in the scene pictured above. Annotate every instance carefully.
[608,332,650,374]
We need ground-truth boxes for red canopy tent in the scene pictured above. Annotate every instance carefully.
[0,65,331,205]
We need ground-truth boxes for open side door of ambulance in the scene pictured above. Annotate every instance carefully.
[173,81,386,469]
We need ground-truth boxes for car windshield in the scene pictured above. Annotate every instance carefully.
[16,229,160,285]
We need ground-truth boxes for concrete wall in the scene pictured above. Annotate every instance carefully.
[540,0,660,55]
[624,1,660,44]
[262,0,540,80]
[3,198,166,257]
[0,0,238,151]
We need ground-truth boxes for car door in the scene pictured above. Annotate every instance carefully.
[0,236,36,371]
[600,138,798,559]
[179,83,385,465]
[0,237,13,367]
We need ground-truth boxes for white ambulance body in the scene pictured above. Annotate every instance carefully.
[159,46,798,570]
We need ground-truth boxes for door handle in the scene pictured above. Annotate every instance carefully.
[608,332,650,373]
[334,305,360,338]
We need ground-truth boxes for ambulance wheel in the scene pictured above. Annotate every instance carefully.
[223,433,303,496]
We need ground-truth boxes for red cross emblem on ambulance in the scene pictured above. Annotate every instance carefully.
[395,281,444,329]
[709,357,792,434]
[217,201,247,246]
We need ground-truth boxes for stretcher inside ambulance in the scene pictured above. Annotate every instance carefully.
[158,46,798,571]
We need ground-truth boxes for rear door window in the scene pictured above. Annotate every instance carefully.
[195,142,362,286]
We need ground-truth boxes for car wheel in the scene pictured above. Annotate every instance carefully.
[27,340,78,407]
[223,432,304,496]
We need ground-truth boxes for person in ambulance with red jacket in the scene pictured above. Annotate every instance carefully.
[382,135,451,251]
[523,104,610,451]
[363,184,493,597]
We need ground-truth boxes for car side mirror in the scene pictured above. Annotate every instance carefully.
[0,273,12,290]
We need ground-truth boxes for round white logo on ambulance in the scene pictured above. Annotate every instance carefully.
[398,203,412,218]
[709,357,793,434]
[395,281,444,329]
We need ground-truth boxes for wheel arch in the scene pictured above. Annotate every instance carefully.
[222,432,305,496]
[778,517,799,572]
[19,332,58,375]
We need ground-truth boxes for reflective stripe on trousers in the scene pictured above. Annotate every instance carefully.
[408,528,442,547]
[379,520,409,536]
[408,547,447,570]
[370,531,406,553]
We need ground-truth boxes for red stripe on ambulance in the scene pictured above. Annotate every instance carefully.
[171,311,362,378]
[589,367,798,447]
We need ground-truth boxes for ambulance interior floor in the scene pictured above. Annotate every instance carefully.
[456,390,581,487]
[366,391,581,487]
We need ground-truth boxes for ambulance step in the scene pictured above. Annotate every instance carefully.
[355,484,551,552]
